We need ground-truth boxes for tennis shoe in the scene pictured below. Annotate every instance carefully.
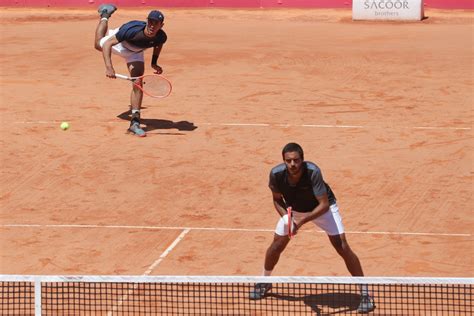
[249,283,272,300]
[357,295,375,314]
[98,4,117,19]
[128,122,146,137]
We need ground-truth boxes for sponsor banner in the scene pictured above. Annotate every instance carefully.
[0,0,470,8]
[353,0,424,21]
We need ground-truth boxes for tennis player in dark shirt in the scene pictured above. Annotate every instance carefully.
[94,4,167,137]
[250,143,375,313]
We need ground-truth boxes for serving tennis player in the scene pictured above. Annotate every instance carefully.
[94,4,167,137]
[250,143,375,314]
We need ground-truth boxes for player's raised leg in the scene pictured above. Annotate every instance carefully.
[94,4,117,51]
[98,3,117,19]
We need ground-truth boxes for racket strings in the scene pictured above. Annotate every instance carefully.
[142,75,172,98]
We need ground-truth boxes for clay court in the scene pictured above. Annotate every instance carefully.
[0,7,472,282]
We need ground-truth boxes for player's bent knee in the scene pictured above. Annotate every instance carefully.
[94,41,103,51]
[94,38,104,51]
[330,238,349,254]
[132,84,143,91]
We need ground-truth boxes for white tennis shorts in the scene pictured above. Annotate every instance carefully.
[275,203,345,236]
[99,28,145,63]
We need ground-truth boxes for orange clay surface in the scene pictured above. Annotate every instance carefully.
[0,8,472,277]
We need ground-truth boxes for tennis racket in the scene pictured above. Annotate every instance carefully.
[281,195,295,239]
[115,74,172,98]
[287,206,294,239]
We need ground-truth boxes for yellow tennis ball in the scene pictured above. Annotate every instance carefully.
[60,122,69,130]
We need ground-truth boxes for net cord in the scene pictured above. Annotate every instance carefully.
[1,275,473,285]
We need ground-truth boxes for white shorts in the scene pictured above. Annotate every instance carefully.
[275,203,345,236]
[99,28,145,63]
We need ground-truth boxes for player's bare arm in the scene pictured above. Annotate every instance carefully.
[102,35,120,78]
[271,192,287,217]
[151,45,163,74]
[295,193,330,229]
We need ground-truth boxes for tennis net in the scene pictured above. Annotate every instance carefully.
[1,275,472,315]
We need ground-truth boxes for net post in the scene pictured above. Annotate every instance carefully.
[34,277,42,316]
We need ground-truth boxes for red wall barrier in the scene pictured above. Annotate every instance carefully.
[0,0,472,9]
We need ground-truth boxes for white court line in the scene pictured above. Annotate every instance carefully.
[209,123,471,130]
[143,228,190,276]
[106,228,190,316]
[12,120,471,130]
[13,121,59,124]
[409,126,471,131]
[201,122,270,127]
[2,223,470,237]
[302,124,365,128]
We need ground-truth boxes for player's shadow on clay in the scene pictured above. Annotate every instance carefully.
[117,110,197,135]
[268,292,360,315]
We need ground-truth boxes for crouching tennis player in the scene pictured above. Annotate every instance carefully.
[250,143,375,314]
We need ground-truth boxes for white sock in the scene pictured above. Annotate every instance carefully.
[359,284,369,296]
[263,269,272,276]
[100,17,108,21]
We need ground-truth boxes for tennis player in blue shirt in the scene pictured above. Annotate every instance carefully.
[94,4,167,137]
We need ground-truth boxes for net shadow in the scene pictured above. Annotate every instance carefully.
[268,292,361,315]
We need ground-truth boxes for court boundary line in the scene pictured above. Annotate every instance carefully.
[11,120,472,131]
[105,228,191,315]
[143,228,190,275]
[2,223,470,237]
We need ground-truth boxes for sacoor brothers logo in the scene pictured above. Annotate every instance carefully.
[364,0,410,10]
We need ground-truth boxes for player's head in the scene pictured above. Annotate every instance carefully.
[145,10,164,36]
[282,143,304,161]
[282,143,304,176]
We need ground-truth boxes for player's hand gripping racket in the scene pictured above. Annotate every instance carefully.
[115,74,172,98]
[281,196,295,239]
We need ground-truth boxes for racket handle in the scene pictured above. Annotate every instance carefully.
[115,74,130,80]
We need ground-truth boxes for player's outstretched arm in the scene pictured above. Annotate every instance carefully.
[102,35,120,78]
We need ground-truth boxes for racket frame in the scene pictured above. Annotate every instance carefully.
[287,206,293,239]
[115,73,172,98]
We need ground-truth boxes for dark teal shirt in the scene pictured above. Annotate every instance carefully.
[116,21,167,49]
[269,162,336,212]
